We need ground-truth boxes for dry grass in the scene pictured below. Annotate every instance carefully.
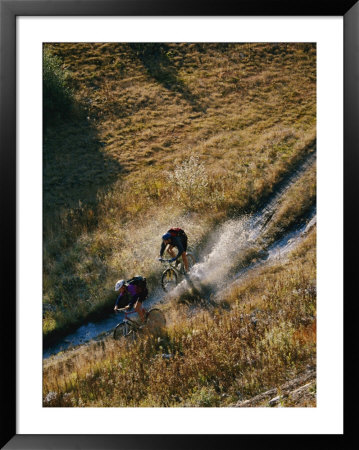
[260,162,316,245]
[43,42,316,339]
[43,229,316,407]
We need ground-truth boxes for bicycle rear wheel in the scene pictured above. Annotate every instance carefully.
[113,322,136,341]
[145,308,166,334]
[177,252,195,274]
[186,252,195,271]
[161,268,178,291]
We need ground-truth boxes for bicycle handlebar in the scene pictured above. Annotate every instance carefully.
[115,307,137,314]
[158,258,173,263]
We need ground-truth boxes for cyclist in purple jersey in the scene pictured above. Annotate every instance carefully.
[114,280,147,322]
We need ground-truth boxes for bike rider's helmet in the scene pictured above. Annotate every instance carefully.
[162,232,171,241]
[115,279,125,291]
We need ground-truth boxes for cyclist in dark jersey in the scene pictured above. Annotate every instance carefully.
[113,279,147,322]
[159,228,189,272]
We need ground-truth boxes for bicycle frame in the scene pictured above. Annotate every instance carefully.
[160,259,183,276]
[116,308,141,330]
[160,249,193,273]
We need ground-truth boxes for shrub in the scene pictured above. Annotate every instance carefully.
[43,48,73,124]
[167,155,209,209]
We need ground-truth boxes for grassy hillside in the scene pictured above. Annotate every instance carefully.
[43,42,316,341]
[43,229,316,407]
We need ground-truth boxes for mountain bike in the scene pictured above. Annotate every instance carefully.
[159,251,195,292]
[113,307,166,341]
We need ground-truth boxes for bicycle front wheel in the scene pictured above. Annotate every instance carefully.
[113,322,135,341]
[161,268,178,292]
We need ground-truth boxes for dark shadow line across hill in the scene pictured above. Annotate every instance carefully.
[128,43,207,113]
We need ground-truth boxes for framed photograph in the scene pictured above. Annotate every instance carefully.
[1,0,356,448]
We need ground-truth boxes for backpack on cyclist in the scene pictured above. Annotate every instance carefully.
[168,227,186,238]
[126,276,148,301]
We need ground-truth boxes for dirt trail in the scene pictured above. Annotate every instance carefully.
[43,151,316,359]
[171,150,316,299]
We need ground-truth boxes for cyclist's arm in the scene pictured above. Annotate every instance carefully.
[172,236,184,259]
[159,241,166,257]
[114,293,123,309]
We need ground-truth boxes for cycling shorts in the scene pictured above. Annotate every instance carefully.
[181,234,188,252]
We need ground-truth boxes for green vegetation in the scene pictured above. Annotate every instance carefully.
[43,43,316,341]
[43,48,74,125]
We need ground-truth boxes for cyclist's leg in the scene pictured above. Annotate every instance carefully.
[166,245,176,259]
[181,235,189,272]
[182,252,189,272]
[134,299,146,322]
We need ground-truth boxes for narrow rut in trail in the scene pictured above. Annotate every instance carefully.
[43,151,316,359]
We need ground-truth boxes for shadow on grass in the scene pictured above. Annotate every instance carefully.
[129,43,206,113]
[43,110,123,233]
[43,104,124,338]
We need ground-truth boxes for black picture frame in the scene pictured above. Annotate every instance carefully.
[1,0,356,448]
